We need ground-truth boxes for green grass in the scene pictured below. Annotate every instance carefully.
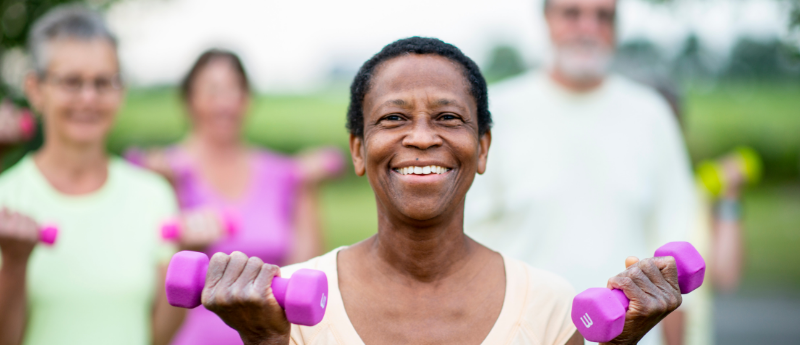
[107,83,800,289]
[740,183,800,289]
[684,82,800,180]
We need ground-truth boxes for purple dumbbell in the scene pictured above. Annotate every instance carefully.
[123,148,147,167]
[19,111,35,140]
[571,241,706,343]
[165,251,328,326]
[39,224,58,246]
[161,210,241,241]
[319,147,345,176]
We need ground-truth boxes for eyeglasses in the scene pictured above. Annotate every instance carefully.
[552,6,616,26]
[42,73,123,95]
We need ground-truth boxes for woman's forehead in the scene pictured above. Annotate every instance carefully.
[366,55,472,107]
[46,39,118,75]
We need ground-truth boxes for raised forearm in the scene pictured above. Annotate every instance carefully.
[286,183,323,265]
[711,219,743,293]
[0,258,29,345]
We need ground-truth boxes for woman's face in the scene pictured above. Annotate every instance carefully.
[351,54,491,224]
[187,58,249,143]
[25,39,122,147]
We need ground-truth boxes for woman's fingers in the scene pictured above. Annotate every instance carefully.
[216,251,249,291]
[200,252,290,343]
[625,256,639,268]
[605,256,684,344]
[231,256,265,301]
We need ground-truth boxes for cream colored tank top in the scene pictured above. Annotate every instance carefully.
[282,247,577,345]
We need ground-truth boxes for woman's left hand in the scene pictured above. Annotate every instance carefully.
[176,210,225,252]
[297,147,345,184]
[601,256,682,345]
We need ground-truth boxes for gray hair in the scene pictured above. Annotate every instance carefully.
[27,5,117,76]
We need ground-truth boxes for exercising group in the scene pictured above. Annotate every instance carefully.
[0,1,703,345]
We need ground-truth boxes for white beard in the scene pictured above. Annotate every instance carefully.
[553,39,613,83]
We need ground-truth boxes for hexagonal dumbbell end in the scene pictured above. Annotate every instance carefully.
[160,210,240,241]
[165,251,329,326]
[39,224,59,246]
[654,241,706,294]
[571,288,630,343]
[165,251,209,308]
[271,268,328,326]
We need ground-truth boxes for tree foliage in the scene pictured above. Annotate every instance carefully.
[0,0,118,99]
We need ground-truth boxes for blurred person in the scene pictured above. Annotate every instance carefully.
[0,6,183,345]
[128,49,337,345]
[649,81,753,345]
[465,1,697,344]
[190,36,685,345]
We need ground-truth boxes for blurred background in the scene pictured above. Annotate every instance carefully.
[0,0,798,343]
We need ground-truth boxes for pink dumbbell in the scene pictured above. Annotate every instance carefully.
[165,251,328,326]
[19,110,35,140]
[39,224,58,246]
[123,148,146,167]
[319,147,345,176]
[160,210,240,241]
[571,241,706,343]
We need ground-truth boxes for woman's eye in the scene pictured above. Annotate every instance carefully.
[440,114,459,121]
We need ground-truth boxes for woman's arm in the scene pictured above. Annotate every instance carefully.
[151,264,187,345]
[0,209,40,345]
[710,196,744,293]
[286,181,324,265]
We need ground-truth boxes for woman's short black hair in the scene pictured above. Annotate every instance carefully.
[181,49,250,102]
[346,37,492,137]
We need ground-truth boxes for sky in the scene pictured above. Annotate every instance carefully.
[105,0,789,92]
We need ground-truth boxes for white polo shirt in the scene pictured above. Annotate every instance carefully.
[465,71,697,345]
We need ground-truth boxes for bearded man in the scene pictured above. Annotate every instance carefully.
[465,1,697,344]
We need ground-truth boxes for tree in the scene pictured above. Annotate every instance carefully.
[483,44,527,84]
[0,0,118,100]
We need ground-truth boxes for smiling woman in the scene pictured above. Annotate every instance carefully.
[0,6,183,345]
[190,37,682,345]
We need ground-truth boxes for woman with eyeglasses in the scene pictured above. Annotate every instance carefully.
[0,6,183,345]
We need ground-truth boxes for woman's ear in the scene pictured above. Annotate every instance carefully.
[477,130,491,175]
[349,134,366,177]
[24,72,43,113]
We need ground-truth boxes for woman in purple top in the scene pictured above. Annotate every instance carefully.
[131,49,340,344]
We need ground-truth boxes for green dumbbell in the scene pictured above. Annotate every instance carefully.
[697,146,762,198]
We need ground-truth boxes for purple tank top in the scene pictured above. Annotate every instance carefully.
[168,147,302,345]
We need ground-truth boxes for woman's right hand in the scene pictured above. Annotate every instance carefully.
[0,208,40,263]
[202,251,291,345]
[175,210,225,252]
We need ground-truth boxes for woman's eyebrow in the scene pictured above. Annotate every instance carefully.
[382,99,408,107]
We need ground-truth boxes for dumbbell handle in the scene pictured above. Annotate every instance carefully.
[39,224,58,246]
[161,211,240,241]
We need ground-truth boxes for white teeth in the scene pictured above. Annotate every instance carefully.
[396,165,450,175]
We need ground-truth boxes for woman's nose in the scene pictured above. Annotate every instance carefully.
[402,117,442,150]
